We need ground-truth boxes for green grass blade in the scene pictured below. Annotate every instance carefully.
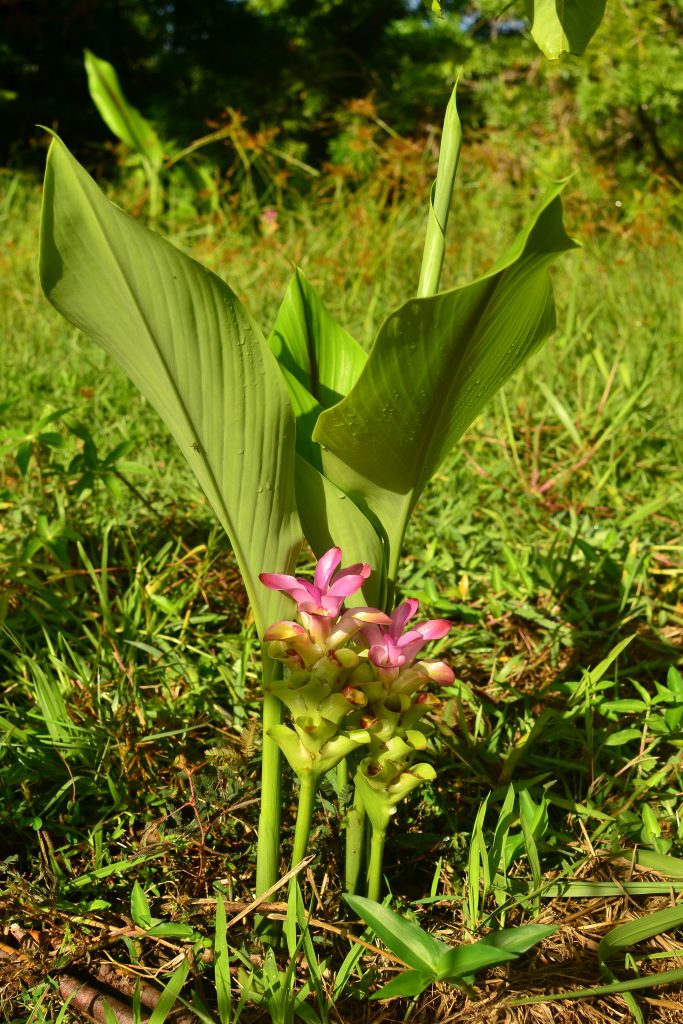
[214,897,232,1024]
[514,967,683,1005]
[146,959,191,1024]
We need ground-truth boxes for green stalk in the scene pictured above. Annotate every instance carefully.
[255,653,283,940]
[417,84,462,298]
[290,774,319,869]
[366,827,387,903]
[344,790,367,895]
[336,757,348,799]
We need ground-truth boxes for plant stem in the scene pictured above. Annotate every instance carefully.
[336,757,348,799]
[290,774,318,869]
[366,827,387,903]
[255,654,283,940]
[417,85,462,298]
[345,789,367,895]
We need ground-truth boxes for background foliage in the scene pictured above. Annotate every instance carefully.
[2,0,681,183]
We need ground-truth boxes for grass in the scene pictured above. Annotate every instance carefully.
[0,124,682,1024]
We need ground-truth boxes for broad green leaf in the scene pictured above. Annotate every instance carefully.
[344,894,450,974]
[280,365,324,471]
[268,268,367,410]
[315,185,577,586]
[295,456,384,607]
[84,49,164,167]
[40,136,302,637]
[524,0,607,60]
[372,968,433,1000]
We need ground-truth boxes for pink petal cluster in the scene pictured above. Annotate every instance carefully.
[361,598,452,683]
[260,548,453,693]
[260,547,369,618]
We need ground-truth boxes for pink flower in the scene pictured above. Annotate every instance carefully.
[259,547,370,618]
[362,599,451,682]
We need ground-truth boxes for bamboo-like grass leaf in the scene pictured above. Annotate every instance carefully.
[314,185,578,586]
[347,894,555,1001]
[344,894,450,974]
[599,903,683,966]
[524,0,607,60]
[84,49,164,168]
[39,136,302,636]
[372,969,433,1000]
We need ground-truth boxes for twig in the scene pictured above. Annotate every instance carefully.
[224,855,314,929]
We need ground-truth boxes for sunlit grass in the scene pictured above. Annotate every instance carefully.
[1,141,682,1022]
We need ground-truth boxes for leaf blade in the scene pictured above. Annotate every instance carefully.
[39,136,302,635]
[524,0,607,60]
[314,186,577,582]
[344,894,450,975]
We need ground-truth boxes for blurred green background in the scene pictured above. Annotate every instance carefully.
[2,0,681,186]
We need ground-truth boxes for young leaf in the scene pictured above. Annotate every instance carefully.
[269,268,367,409]
[39,136,302,637]
[84,49,164,168]
[344,894,450,974]
[524,0,607,60]
[418,86,461,298]
[130,880,154,929]
[314,185,578,586]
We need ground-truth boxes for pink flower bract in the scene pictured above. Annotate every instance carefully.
[259,547,371,618]
[362,599,451,676]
